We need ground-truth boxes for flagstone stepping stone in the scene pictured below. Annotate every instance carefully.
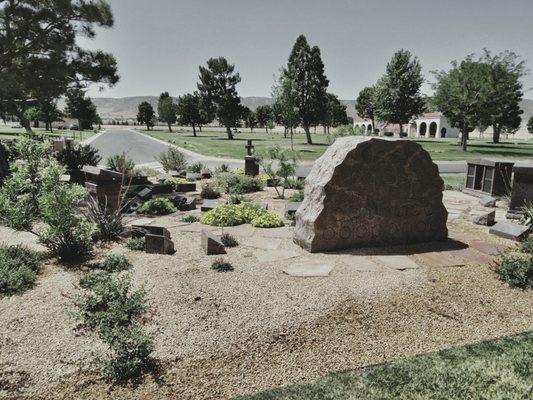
[373,255,420,270]
[256,249,301,263]
[414,252,465,268]
[469,241,510,256]
[447,248,492,265]
[489,221,529,241]
[283,260,334,277]
[213,224,256,238]
[336,255,382,271]
[175,222,211,233]
[256,226,293,239]
[244,237,281,250]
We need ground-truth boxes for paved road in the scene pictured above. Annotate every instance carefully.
[88,128,467,175]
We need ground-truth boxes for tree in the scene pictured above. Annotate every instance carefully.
[0,0,119,134]
[157,92,177,132]
[282,35,329,144]
[38,100,63,132]
[197,57,245,140]
[355,86,376,132]
[243,107,257,133]
[272,72,300,147]
[528,116,533,134]
[65,89,99,130]
[255,105,273,133]
[478,49,526,143]
[176,92,203,136]
[137,102,155,131]
[259,146,299,199]
[374,50,425,135]
[433,58,492,151]
[322,93,348,133]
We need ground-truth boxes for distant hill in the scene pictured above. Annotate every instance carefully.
[90,96,532,131]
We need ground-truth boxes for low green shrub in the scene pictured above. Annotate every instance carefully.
[289,190,304,202]
[138,198,177,215]
[0,245,41,295]
[283,178,304,190]
[200,184,221,199]
[164,177,188,190]
[520,201,533,229]
[99,254,132,273]
[126,237,145,251]
[228,194,248,204]
[220,233,238,247]
[187,162,205,173]
[251,212,284,228]
[201,202,284,228]
[106,152,135,175]
[55,144,101,171]
[156,146,187,172]
[497,254,532,289]
[215,173,263,194]
[520,236,533,254]
[215,163,230,173]
[181,215,199,223]
[211,258,234,272]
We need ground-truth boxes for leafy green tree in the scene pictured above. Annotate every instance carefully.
[197,57,245,140]
[255,105,273,133]
[243,107,257,133]
[322,93,348,133]
[478,49,526,143]
[24,107,40,128]
[38,100,63,132]
[272,72,300,147]
[65,89,99,130]
[259,146,299,199]
[0,0,118,133]
[282,35,329,144]
[157,92,177,132]
[528,116,533,134]
[355,86,376,132]
[176,92,202,136]
[137,102,155,131]
[433,58,492,151]
[374,50,425,135]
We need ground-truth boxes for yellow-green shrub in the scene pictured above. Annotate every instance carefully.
[200,203,284,228]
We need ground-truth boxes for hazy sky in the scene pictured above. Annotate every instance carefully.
[82,0,533,100]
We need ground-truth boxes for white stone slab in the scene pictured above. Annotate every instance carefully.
[283,260,334,277]
[373,255,420,270]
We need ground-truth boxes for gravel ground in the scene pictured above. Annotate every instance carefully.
[1,189,532,399]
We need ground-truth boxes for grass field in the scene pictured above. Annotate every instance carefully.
[0,126,96,142]
[237,331,533,400]
[141,128,533,162]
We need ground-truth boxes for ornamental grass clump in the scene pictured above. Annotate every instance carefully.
[211,258,234,272]
[138,198,177,215]
[0,245,42,295]
[220,233,238,247]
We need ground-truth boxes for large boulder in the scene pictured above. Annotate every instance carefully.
[293,137,448,252]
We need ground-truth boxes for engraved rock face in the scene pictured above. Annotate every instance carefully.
[293,137,448,252]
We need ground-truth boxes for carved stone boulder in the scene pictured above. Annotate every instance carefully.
[293,137,448,252]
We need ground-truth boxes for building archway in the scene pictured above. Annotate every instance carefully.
[429,122,437,137]
[367,124,372,133]
[419,122,427,136]
[441,127,447,138]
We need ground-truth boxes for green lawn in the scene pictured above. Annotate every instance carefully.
[141,129,533,162]
[0,126,96,142]
[441,173,466,190]
[237,331,533,400]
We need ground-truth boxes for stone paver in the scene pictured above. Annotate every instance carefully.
[373,255,420,270]
[336,255,383,272]
[212,224,256,238]
[414,251,465,268]
[256,250,301,263]
[469,241,510,256]
[175,223,212,233]
[447,248,493,265]
[244,237,282,250]
[283,260,334,277]
[256,227,294,239]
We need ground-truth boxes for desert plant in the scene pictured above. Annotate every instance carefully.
[0,245,41,295]
[55,144,101,171]
[164,177,188,190]
[215,163,230,173]
[156,146,187,172]
[220,233,238,247]
[200,202,284,228]
[520,235,533,254]
[85,197,124,242]
[520,201,533,229]
[125,237,145,251]
[497,254,532,289]
[228,194,248,204]
[99,254,132,273]
[187,162,205,173]
[211,258,234,272]
[290,190,304,202]
[200,184,221,199]
[181,215,199,223]
[250,212,284,228]
[259,146,298,199]
[138,198,177,215]
[106,152,135,175]
[215,173,263,195]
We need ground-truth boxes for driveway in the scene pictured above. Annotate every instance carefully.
[87,128,467,175]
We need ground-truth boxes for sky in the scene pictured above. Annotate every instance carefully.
[81,0,533,100]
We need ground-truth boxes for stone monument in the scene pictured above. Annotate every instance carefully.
[244,139,259,176]
[293,137,448,252]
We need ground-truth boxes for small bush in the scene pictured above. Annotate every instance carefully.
[138,198,177,215]
[220,233,238,247]
[215,173,263,194]
[126,237,145,251]
[156,146,187,172]
[133,166,158,177]
[181,215,199,223]
[290,190,304,202]
[99,254,132,273]
[211,258,234,272]
[497,254,532,289]
[228,194,248,204]
[200,184,221,199]
[201,202,284,228]
[215,163,230,173]
[520,236,533,254]
[251,212,284,228]
[106,152,135,175]
[55,144,101,171]
[164,177,188,190]
[520,201,533,229]
[0,245,41,295]
[283,178,304,190]
[85,197,124,242]
[187,162,205,173]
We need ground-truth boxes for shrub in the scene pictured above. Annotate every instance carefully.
[259,146,298,199]
[228,194,248,204]
[520,201,533,229]
[215,173,263,194]
[215,163,230,173]
[85,197,124,242]
[520,236,533,254]
[0,245,41,295]
[181,215,199,223]
[99,254,132,273]
[164,177,188,190]
[283,178,304,190]
[250,212,284,228]
[497,254,532,289]
[290,190,304,202]
[201,203,284,228]
[132,166,159,177]
[220,233,238,247]
[126,237,145,251]
[211,258,234,272]
[200,184,221,199]
[156,146,187,172]
[187,162,205,173]
[55,144,101,171]
[138,198,177,215]
[75,271,154,381]
[106,152,135,175]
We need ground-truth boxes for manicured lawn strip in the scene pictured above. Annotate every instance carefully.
[441,173,466,190]
[236,331,533,400]
[141,129,533,161]
[0,127,96,142]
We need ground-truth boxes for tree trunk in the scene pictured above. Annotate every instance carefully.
[461,124,468,151]
[284,127,287,138]
[265,127,268,134]
[290,128,294,151]
[146,123,150,131]
[399,123,403,137]
[192,124,196,137]
[303,125,313,144]
[167,122,172,133]
[371,118,375,133]
[22,117,32,134]
[226,126,234,140]
[199,125,202,132]
[492,125,500,144]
